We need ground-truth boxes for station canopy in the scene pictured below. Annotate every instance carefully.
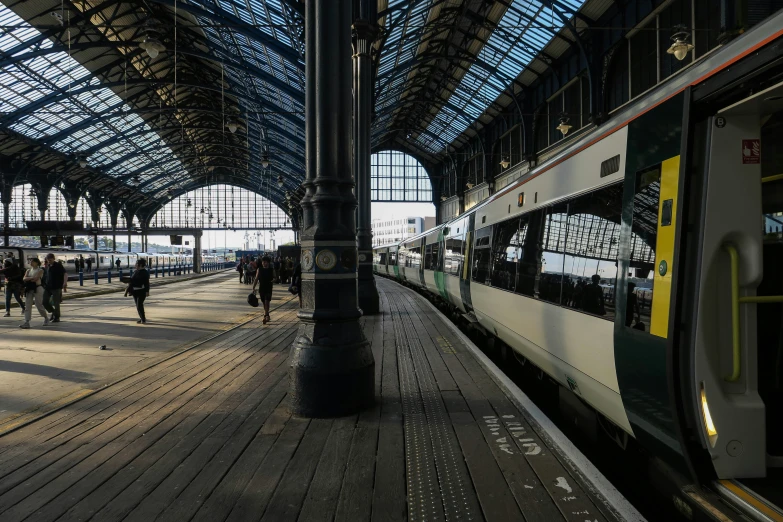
[0,0,596,214]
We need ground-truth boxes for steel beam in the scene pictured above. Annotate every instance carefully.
[290,0,374,418]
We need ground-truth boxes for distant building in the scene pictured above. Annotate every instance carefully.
[372,216,428,247]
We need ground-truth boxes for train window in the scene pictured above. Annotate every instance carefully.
[379,252,387,265]
[424,244,433,270]
[408,246,421,269]
[630,167,661,330]
[562,184,623,321]
[389,251,397,266]
[490,217,520,291]
[540,202,569,304]
[513,213,538,297]
[472,226,492,285]
[445,236,462,276]
[431,241,441,272]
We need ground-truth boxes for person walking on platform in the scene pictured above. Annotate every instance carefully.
[237,258,244,284]
[20,258,48,329]
[125,259,150,324]
[43,253,67,323]
[290,261,302,308]
[273,256,281,284]
[86,257,93,273]
[1,259,25,317]
[78,256,85,273]
[253,256,274,324]
[115,258,121,271]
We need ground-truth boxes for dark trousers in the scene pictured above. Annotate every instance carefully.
[43,288,63,319]
[5,286,24,311]
[133,290,147,321]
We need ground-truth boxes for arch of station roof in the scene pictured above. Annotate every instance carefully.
[0,183,99,228]
[149,184,291,230]
[370,150,433,203]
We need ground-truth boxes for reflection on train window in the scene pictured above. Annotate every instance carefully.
[540,203,569,304]
[490,217,520,291]
[630,167,661,330]
[378,252,387,265]
[514,215,538,297]
[424,244,434,269]
[445,236,463,276]
[389,252,397,266]
[431,241,441,271]
[471,226,492,284]
[562,184,623,321]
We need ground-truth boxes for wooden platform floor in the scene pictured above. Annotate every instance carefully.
[0,278,620,522]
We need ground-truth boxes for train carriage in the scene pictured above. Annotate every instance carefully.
[375,11,783,519]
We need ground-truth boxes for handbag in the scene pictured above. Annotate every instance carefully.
[24,281,37,293]
[247,293,259,308]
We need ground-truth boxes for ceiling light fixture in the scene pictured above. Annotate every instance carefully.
[261,153,270,169]
[139,36,165,59]
[499,157,510,169]
[466,182,474,189]
[277,175,284,188]
[226,118,242,134]
[441,195,448,201]
[78,156,88,168]
[556,115,572,137]
[667,26,694,61]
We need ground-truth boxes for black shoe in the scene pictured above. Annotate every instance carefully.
[137,319,143,324]
[52,318,60,323]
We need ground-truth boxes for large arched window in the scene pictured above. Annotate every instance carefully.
[8,184,38,227]
[44,187,69,221]
[371,150,432,202]
[149,184,290,229]
[97,204,112,229]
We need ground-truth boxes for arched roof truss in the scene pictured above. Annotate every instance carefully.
[0,0,596,211]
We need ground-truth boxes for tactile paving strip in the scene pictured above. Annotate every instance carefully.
[391,299,481,522]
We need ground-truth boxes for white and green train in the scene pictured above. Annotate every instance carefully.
[375,10,783,520]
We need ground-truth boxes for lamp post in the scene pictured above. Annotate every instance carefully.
[290,0,374,417]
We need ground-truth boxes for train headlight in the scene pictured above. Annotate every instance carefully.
[700,383,718,447]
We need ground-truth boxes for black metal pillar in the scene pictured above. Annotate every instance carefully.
[353,0,379,315]
[2,196,10,247]
[290,0,374,418]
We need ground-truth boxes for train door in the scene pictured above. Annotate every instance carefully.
[418,237,426,286]
[459,213,475,313]
[389,246,399,278]
[684,81,783,516]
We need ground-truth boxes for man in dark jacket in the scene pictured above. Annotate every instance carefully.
[126,258,150,324]
[1,259,25,317]
[253,256,275,324]
[43,253,67,323]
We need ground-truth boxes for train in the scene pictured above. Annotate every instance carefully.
[375,12,783,522]
[0,247,228,276]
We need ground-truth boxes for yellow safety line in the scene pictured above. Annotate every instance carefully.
[762,173,783,183]
[719,480,783,522]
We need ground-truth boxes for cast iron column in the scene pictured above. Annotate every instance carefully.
[2,193,10,247]
[353,1,379,314]
[290,0,374,417]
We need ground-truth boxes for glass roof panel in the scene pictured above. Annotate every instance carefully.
[0,5,183,185]
[416,0,588,153]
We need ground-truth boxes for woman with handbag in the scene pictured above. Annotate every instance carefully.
[20,258,48,329]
